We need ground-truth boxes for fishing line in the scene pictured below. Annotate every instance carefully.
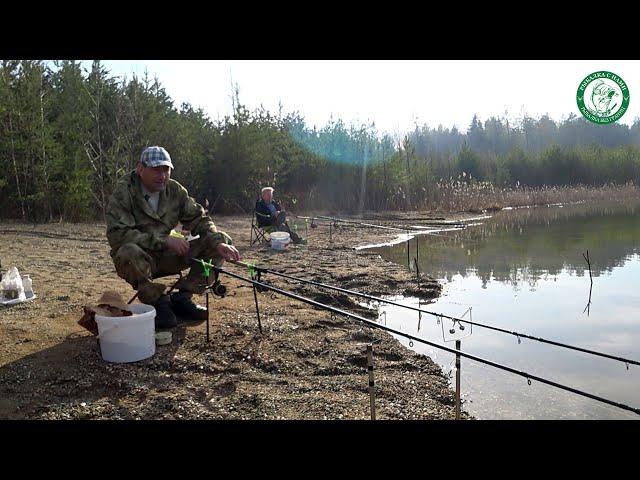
[198,259,640,368]
[211,265,640,417]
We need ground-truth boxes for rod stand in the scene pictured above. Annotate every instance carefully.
[367,344,376,420]
[455,339,461,420]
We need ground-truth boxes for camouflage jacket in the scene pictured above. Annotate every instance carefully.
[106,171,230,254]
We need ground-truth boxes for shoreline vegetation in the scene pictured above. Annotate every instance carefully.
[425,182,639,214]
[2,60,640,222]
[0,184,636,226]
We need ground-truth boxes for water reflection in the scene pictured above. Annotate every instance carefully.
[376,200,640,289]
[371,200,640,419]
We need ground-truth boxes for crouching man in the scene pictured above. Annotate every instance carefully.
[105,146,241,328]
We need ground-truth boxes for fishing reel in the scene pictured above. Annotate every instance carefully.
[196,262,227,298]
[211,280,227,297]
[198,278,227,297]
[209,268,227,297]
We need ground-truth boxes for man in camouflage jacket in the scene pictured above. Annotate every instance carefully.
[106,146,241,328]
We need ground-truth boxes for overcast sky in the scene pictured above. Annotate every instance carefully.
[79,60,640,136]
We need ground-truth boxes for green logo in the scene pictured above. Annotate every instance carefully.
[577,71,630,124]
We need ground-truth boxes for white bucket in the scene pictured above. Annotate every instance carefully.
[95,303,156,363]
[270,231,291,250]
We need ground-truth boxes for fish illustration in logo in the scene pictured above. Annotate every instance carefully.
[588,80,620,116]
[577,71,630,124]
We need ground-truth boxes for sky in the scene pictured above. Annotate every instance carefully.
[77,60,640,136]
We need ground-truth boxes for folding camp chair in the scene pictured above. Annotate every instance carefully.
[127,272,183,304]
[250,211,276,245]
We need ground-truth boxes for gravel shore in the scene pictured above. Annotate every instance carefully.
[0,212,474,420]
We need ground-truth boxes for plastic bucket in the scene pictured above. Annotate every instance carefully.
[95,303,156,363]
[270,231,291,251]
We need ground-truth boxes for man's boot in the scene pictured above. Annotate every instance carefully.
[151,294,177,329]
[289,230,306,245]
[170,291,208,323]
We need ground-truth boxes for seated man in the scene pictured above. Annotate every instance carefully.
[106,146,241,328]
[255,187,304,244]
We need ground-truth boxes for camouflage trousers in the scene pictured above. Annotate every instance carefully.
[111,231,232,304]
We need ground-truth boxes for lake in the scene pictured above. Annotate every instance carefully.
[370,200,640,419]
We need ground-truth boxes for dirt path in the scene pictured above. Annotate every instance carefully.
[0,213,473,419]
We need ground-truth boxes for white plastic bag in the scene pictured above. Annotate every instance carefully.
[1,267,26,301]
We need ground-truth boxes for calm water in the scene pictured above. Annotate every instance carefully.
[371,200,640,419]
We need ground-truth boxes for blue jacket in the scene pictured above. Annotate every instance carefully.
[255,198,281,227]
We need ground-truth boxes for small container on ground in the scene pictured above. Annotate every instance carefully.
[270,231,291,251]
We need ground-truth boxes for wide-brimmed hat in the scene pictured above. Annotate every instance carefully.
[94,291,131,317]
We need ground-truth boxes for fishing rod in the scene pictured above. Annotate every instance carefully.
[210,264,640,417]
[293,215,331,224]
[319,214,468,226]
[297,213,466,228]
[312,215,409,232]
[293,215,466,246]
[208,259,640,368]
[316,215,467,231]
